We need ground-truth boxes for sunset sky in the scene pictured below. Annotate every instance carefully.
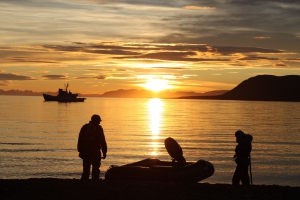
[1,0,300,94]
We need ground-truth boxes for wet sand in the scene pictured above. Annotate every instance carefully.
[1,178,299,200]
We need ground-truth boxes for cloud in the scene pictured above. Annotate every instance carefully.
[74,76,91,79]
[151,66,186,70]
[254,36,271,39]
[42,75,67,80]
[0,73,35,80]
[2,0,299,47]
[5,56,58,64]
[274,62,288,67]
[238,55,279,61]
[0,42,290,69]
[285,58,300,62]
[86,0,183,7]
[93,75,106,79]
[31,70,50,74]
[183,5,216,10]
[127,44,284,60]
[226,0,300,6]
[43,44,140,56]
[0,80,12,86]
[213,46,284,55]
[116,51,230,62]
[150,0,300,47]
[230,62,249,67]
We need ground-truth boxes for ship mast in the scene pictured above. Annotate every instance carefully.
[65,83,69,92]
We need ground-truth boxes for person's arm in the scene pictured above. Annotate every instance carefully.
[77,125,85,152]
[99,126,107,159]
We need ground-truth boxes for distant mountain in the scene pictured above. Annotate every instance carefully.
[0,89,64,97]
[0,88,228,98]
[99,89,150,98]
[180,75,300,102]
[99,89,228,98]
[2,75,299,101]
[0,89,45,96]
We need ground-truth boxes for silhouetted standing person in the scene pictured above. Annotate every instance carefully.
[77,114,107,180]
[232,130,252,185]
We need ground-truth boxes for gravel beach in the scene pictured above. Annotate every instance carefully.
[1,179,299,200]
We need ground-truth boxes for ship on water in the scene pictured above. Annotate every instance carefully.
[43,83,86,102]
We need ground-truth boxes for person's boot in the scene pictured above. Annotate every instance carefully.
[81,172,89,180]
[92,169,100,180]
[92,173,99,180]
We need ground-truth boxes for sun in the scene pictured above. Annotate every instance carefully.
[143,79,171,92]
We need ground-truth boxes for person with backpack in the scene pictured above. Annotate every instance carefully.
[77,114,107,180]
[232,130,252,185]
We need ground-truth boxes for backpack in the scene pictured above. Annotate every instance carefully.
[245,134,253,142]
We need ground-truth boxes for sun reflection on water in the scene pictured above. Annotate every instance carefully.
[148,98,164,156]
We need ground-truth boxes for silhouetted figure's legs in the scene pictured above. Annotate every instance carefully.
[240,165,250,185]
[81,154,101,180]
[232,164,250,185]
[81,157,92,180]
[91,157,101,180]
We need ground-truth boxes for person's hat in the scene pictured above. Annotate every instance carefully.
[91,114,101,121]
[235,130,244,137]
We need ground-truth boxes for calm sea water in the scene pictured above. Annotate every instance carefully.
[0,95,299,186]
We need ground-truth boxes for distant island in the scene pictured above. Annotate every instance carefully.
[97,89,227,98]
[1,75,299,101]
[179,75,300,102]
[0,88,227,98]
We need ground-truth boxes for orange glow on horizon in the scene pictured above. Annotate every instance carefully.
[143,78,172,92]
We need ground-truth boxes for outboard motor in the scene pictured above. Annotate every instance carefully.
[164,137,186,168]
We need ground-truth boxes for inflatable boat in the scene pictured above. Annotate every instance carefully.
[105,138,214,183]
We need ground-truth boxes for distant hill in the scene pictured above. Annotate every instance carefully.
[2,75,299,101]
[180,75,300,102]
[99,89,228,98]
[0,88,228,98]
[0,89,46,96]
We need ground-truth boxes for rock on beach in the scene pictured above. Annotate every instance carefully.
[1,178,300,200]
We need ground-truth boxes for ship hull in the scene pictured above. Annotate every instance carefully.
[43,94,86,102]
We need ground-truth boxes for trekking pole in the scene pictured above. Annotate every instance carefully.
[249,155,253,185]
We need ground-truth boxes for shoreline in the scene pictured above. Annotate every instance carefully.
[1,178,300,200]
